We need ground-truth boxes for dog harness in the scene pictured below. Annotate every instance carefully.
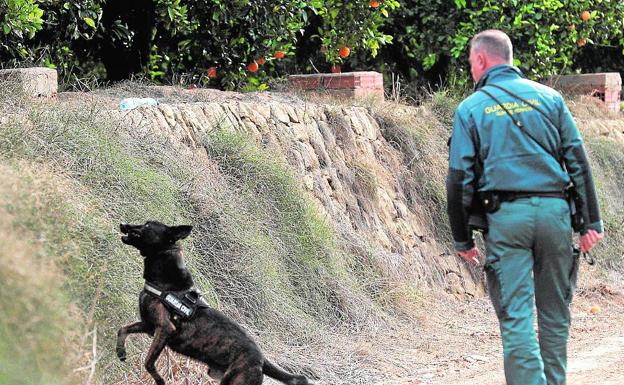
[143,281,210,319]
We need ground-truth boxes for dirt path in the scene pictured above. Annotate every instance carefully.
[365,277,624,385]
[567,335,624,385]
[439,329,624,385]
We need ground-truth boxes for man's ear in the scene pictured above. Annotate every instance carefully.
[170,225,193,241]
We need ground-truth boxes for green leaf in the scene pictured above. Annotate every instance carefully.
[84,17,96,28]
[423,53,438,70]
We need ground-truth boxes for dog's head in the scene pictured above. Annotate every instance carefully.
[119,221,192,252]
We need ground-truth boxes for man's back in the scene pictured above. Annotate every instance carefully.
[452,64,582,194]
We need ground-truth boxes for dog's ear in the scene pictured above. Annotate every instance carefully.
[169,225,193,241]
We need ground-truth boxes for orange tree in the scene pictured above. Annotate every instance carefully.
[0,0,400,88]
[378,0,624,88]
[0,0,101,74]
[5,0,623,90]
[308,0,399,65]
[451,0,624,79]
[148,0,400,89]
[0,0,43,58]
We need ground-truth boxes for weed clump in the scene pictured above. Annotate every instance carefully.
[372,97,453,243]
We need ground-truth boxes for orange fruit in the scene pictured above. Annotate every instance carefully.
[247,62,259,73]
[207,66,217,79]
[590,305,601,314]
[330,64,341,73]
[581,10,591,22]
[339,46,351,59]
[274,51,285,59]
[256,57,266,65]
[370,0,380,8]
[577,38,587,47]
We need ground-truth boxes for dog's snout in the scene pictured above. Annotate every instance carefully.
[120,223,129,234]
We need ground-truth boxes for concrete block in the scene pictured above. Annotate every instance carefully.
[0,67,58,98]
[547,72,621,112]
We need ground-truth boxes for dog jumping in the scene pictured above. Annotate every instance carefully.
[116,221,310,385]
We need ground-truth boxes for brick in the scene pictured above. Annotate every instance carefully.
[288,75,322,89]
[546,72,621,112]
[288,71,384,101]
[606,89,619,103]
[0,67,58,98]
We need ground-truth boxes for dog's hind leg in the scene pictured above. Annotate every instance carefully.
[219,365,263,385]
[116,321,148,362]
[219,356,263,385]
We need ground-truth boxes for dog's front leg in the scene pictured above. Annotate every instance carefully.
[144,308,176,385]
[144,327,173,385]
[116,321,147,361]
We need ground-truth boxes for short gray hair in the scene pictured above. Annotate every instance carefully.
[470,30,513,63]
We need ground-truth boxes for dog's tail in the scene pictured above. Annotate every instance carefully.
[263,360,309,385]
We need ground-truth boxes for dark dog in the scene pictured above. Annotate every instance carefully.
[116,221,310,385]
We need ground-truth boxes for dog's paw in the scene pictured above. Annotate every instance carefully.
[116,347,127,362]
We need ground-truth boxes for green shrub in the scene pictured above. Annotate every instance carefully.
[0,0,43,56]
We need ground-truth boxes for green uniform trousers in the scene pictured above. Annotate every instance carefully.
[485,196,578,385]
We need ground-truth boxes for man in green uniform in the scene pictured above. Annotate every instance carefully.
[446,30,604,385]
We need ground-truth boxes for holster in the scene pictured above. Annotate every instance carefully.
[565,184,585,233]
[468,194,488,232]
[481,191,501,213]
[468,192,502,233]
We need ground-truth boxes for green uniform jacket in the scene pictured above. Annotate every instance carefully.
[447,64,603,251]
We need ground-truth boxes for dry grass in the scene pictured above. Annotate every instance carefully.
[0,162,92,385]
[581,136,624,273]
[370,96,454,244]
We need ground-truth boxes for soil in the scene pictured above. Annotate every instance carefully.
[361,269,624,385]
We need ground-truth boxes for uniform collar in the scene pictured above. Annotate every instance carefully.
[474,64,525,90]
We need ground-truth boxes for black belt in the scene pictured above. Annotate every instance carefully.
[497,191,566,202]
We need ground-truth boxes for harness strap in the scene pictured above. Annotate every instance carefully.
[144,282,163,296]
[143,281,206,319]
